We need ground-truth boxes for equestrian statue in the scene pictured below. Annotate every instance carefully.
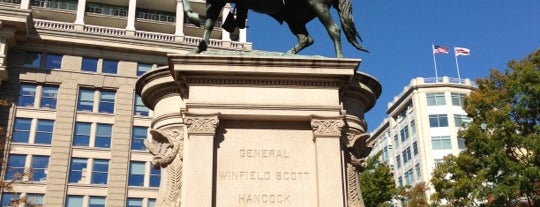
[181,0,369,58]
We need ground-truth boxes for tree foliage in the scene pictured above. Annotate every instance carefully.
[399,182,429,207]
[360,152,398,207]
[431,48,540,206]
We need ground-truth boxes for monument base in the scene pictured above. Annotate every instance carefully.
[136,54,381,207]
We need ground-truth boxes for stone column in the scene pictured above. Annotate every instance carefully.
[239,28,247,43]
[183,114,219,207]
[43,80,79,206]
[174,0,184,37]
[126,0,137,32]
[221,6,231,41]
[311,116,345,207]
[19,0,30,9]
[74,0,86,26]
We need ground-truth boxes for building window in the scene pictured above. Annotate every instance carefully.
[148,199,156,207]
[402,147,412,164]
[426,93,446,106]
[400,127,409,142]
[129,161,145,186]
[86,3,128,16]
[382,146,389,161]
[74,122,91,146]
[69,158,87,184]
[31,155,49,181]
[137,63,152,76]
[18,84,58,109]
[393,135,399,147]
[451,93,466,106]
[398,176,403,187]
[95,124,112,148]
[415,164,421,179]
[395,155,401,169]
[89,196,106,207]
[432,136,452,150]
[458,138,466,149]
[413,142,418,156]
[91,159,109,184]
[23,51,42,67]
[98,90,116,113]
[45,53,63,69]
[429,114,449,127]
[66,195,84,207]
[1,193,17,206]
[410,120,416,135]
[40,85,58,109]
[27,194,44,206]
[404,169,414,185]
[78,89,95,112]
[18,84,36,107]
[134,95,149,116]
[102,59,118,74]
[150,166,161,187]
[454,114,471,128]
[35,119,54,144]
[132,127,147,151]
[5,154,26,180]
[127,198,143,207]
[12,118,32,143]
[82,57,98,72]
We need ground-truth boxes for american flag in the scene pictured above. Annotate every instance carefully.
[433,45,449,54]
[454,47,471,56]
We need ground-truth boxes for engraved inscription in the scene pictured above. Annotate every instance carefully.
[239,194,291,204]
[239,149,290,159]
[218,171,310,181]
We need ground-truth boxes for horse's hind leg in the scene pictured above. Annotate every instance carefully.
[286,21,314,55]
[194,1,226,53]
[183,0,201,27]
[307,0,343,57]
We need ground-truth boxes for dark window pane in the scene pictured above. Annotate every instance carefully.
[134,95,149,116]
[149,166,160,187]
[92,159,109,184]
[82,57,98,72]
[137,63,151,76]
[129,161,145,186]
[74,122,91,146]
[1,193,17,207]
[89,196,106,207]
[6,154,26,180]
[78,89,94,112]
[12,118,32,143]
[69,158,87,183]
[24,52,41,67]
[45,54,62,69]
[127,198,143,207]
[148,199,156,207]
[31,155,49,181]
[95,124,112,148]
[35,119,54,144]
[40,85,58,109]
[131,127,147,150]
[102,59,118,74]
[98,91,115,113]
[18,84,37,107]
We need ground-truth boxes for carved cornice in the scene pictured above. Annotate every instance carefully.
[185,76,343,87]
[185,114,220,135]
[310,116,344,137]
[136,67,182,109]
[151,112,184,129]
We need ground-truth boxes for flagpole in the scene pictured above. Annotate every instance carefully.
[454,48,462,83]
[432,44,439,82]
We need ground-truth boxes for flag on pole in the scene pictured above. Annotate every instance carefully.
[433,45,449,54]
[454,47,471,56]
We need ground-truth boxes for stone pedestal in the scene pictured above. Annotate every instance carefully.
[136,54,381,207]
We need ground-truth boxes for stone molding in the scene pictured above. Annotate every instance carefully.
[310,116,344,137]
[185,114,220,135]
[136,67,181,110]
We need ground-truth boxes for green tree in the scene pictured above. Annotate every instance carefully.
[431,48,540,206]
[398,182,429,207]
[360,152,398,207]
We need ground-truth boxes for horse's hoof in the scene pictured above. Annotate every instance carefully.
[196,41,208,53]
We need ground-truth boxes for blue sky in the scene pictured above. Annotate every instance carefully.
[244,0,540,130]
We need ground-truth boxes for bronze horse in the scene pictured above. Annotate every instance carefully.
[184,0,368,58]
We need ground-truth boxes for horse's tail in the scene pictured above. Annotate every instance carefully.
[334,0,368,52]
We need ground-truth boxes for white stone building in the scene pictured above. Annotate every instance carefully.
[368,76,477,203]
[0,0,249,206]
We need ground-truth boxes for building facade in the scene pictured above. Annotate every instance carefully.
[0,0,250,206]
[369,76,477,203]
